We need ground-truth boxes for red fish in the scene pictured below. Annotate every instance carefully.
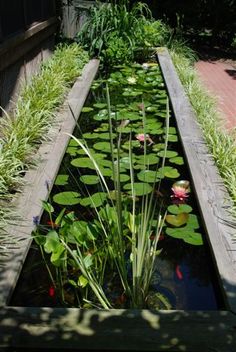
[49,286,55,297]
[175,265,183,280]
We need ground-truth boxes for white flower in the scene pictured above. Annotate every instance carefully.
[127,76,137,84]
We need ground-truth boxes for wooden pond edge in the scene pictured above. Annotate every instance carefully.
[0,58,100,307]
[156,48,236,313]
[0,307,236,351]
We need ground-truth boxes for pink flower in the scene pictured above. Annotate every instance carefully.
[171,186,189,201]
[136,133,154,145]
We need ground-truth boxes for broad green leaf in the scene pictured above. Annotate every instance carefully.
[42,201,54,214]
[158,150,178,158]
[137,170,160,183]
[79,192,107,208]
[44,230,59,253]
[93,103,106,109]
[167,204,193,214]
[78,275,88,288]
[53,191,81,205]
[165,213,189,227]
[158,166,180,178]
[123,182,153,196]
[93,141,113,153]
[82,107,94,113]
[55,174,69,186]
[169,156,184,165]
[80,175,100,185]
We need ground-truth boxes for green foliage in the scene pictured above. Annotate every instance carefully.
[0,44,89,253]
[76,1,170,67]
[171,49,236,218]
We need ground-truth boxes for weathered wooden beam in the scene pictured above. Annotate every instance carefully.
[157,48,236,313]
[0,307,236,352]
[0,17,58,71]
[0,59,100,307]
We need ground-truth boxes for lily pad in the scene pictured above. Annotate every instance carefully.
[111,174,130,182]
[123,182,153,196]
[71,157,95,169]
[80,192,107,208]
[66,146,77,156]
[53,191,81,205]
[158,150,178,158]
[166,134,178,142]
[167,204,193,214]
[80,175,100,185]
[55,174,69,186]
[137,170,160,183]
[166,227,203,245]
[158,166,180,178]
[169,156,184,165]
[82,107,94,113]
[165,213,189,227]
[93,103,106,109]
[136,154,160,165]
[93,142,113,153]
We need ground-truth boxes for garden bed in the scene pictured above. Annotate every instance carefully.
[0,50,235,352]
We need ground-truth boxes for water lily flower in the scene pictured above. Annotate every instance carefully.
[127,76,137,84]
[171,180,190,202]
[136,133,154,146]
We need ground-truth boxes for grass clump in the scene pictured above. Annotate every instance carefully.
[0,43,88,196]
[0,43,88,251]
[170,49,236,217]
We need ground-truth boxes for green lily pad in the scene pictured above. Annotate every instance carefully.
[83,132,100,139]
[166,227,203,245]
[167,204,193,214]
[71,157,96,169]
[158,166,180,178]
[136,154,160,165]
[82,107,94,113]
[122,140,140,150]
[93,103,106,109]
[123,182,153,196]
[152,143,165,152]
[93,142,113,153]
[158,150,178,158]
[98,132,116,140]
[80,175,100,185]
[165,213,189,227]
[53,191,81,205]
[186,214,200,229]
[137,170,160,183]
[66,146,78,156]
[80,192,107,208]
[166,134,178,142]
[111,174,130,182]
[169,156,184,165]
[55,174,69,186]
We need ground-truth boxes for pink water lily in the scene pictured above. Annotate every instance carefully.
[171,180,190,202]
[136,133,154,145]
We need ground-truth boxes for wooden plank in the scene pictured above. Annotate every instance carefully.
[0,59,100,307]
[0,307,235,351]
[157,48,236,313]
[0,17,58,71]
[24,46,43,84]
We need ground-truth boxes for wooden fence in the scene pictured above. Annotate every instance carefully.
[0,0,59,113]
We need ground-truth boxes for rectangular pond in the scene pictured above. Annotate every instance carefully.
[10,61,224,311]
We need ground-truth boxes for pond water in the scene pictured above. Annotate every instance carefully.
[10,63,224,310]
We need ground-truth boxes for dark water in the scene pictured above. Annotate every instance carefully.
[10,64,225,310]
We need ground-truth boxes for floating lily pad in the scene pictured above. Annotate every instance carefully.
[158,150,178,158]
[158,166,180,178]
[136,154,160,165]
[166,227,203,245]
[123,182,153,196]
[122,140,140,150]
[93,142,113,153]
[80,192,107,208]
[66,146,77,156]
[55,174,69,186]
[186,214,200,229]
[166,134,178,142]
[166,213,189,227]
[137,170,160,183]
[169,156,184,165]
[82,107,94,113]
[83,132,100,139]
[98,132,116,140]
[152,143,165,152]
[167,204,193,214]
[71,157,95,169]
[53,191,81,205]
[111,174,130,182]
[93,103,106,109]
[80,175,100,185]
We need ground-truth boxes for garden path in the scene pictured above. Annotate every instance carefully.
[195,59,236,130]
